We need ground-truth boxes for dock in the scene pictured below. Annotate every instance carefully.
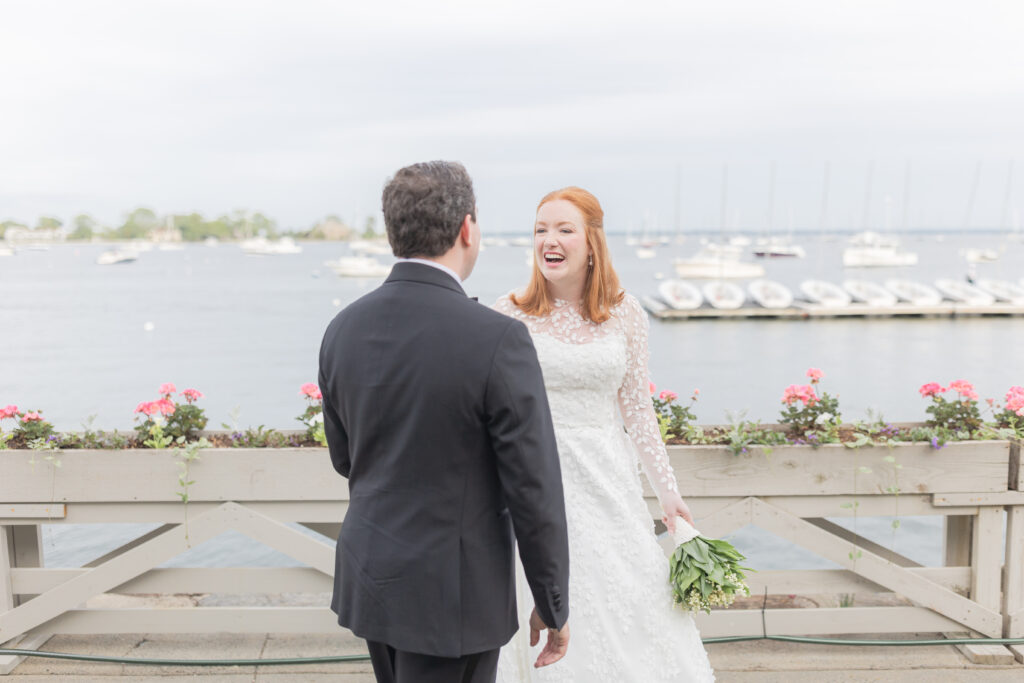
[643,297,1024,321]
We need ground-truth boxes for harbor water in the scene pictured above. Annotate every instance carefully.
[2,233,1022,574]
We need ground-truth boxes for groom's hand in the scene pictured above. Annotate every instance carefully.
[529,607,569,667]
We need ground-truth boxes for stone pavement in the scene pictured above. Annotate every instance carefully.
[4,631,1022,681]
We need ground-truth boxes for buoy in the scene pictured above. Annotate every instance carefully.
[143,321,155,332]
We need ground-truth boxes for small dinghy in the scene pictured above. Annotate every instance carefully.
[934,278,996,305]
[702,281,745,310]
[885,279,943,305]
[657,280,703,310]
[325,256,391,278]
[842,280,897,306]
[975,279,1024,304]
[747,279,793,309]
[800,280,851,307]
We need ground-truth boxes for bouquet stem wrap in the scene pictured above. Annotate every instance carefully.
[669,516,752,613]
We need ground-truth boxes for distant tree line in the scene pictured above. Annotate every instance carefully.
[0,208,381,242]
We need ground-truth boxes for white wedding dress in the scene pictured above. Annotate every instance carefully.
[494,293,714,683]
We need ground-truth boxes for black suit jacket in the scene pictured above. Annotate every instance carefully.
[319,262,570,658]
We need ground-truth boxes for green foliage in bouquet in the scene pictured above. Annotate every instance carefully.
[669,536,752,614]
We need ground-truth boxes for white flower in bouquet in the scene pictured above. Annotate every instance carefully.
[668,517,752,614]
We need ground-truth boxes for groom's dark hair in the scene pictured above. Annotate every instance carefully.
[382,161,477,258]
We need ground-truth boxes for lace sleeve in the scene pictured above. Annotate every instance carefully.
[493,293,517,317]
[616,294,680,504]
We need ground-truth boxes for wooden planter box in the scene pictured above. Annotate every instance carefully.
[666,440,1013,498]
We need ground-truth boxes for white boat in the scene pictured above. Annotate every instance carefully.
[241,237,303,255]
[325,256,391,278]
[349,239,392,256]
[975,279,1024,304]
[964,248,1000,263]
[842,280,898,306]
[203,237,220,247]
[0,246,14,256]
[842,246,918,267]
[635,247,656,259]
[672,247,765,279]
[848,231,901,248]
[885,279,943,306]
[800,280,851,307]
[701,281,745,309]
[157,243,185,251]
[747,279,793,309]
[96,249,138,265]
[752,236,805,258]
[657,280,703,310]
[728,235,751,247]
[934,278,996,305]
[509,237,532,248]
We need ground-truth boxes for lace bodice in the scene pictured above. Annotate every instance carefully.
[493,293,680,504]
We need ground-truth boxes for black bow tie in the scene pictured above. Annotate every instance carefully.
[470,297,479,302]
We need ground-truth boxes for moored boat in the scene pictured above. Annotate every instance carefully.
[325,256,391,278]
[975,279,1024,304]
[702,281,745,310]
[657,280,703,310]
[800,280,851,307]
[885,279,943,306]
[747,279,793,309]
[934,278,996,305]
[842,280,898,306]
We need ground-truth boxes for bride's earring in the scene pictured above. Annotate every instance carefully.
[588,255,593,267]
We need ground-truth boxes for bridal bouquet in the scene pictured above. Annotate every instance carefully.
[668,517,751,614]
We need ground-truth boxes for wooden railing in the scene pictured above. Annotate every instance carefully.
[1,435,1022,673]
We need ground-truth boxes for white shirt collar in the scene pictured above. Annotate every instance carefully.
[399,258,462,284]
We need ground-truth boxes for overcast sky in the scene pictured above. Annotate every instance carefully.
[2,0,1022,233]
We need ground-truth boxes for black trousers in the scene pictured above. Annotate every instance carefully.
[366,640,500,683]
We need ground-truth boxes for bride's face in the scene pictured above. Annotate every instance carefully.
[534,200,591,290]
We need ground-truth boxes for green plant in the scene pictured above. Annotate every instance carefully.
[779,368,842,442]
[134,384,207,443]
[919,381,982,434]
[11,409,55,443]
[297,383,327,447]
[175,437,209,546]
[230,425,288,448]
[723,411,786,456]
[651,387,699,442]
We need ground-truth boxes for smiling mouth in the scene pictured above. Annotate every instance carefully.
[544,253,565,264]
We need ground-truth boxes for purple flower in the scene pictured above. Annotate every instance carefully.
[930,436,943,450]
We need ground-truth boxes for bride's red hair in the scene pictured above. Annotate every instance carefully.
[511,187,623,323]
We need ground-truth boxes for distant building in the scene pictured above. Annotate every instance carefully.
[4,227,65,244]
[148,226,183,242]
[311,218,353,240]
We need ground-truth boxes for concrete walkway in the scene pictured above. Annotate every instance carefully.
[4,631,1022,681]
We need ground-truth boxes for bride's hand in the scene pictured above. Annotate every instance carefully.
[661,494,694,534]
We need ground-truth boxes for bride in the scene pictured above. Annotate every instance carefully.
[494,187,715,682]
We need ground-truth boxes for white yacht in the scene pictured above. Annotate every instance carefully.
[241,237,303,255]
[975,279,1024,304]
[96,249,138,265]
[848,231,901,248]
[657,280,703,310]
[753,237,805,258]
[800,280,852,307]
[701,281,746,310]
[964,248,1000,263]
[934,278,996,305]
[842,246,918,267]
[349,239,393,256]
[842,280,898,306]
[635,247,656,259]
[747,279,794,309]
[885,279,943,306]
[325,256,391,278]
[673,247,765,279]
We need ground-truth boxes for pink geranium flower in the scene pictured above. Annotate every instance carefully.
[659,390,678,401]
[806,368,824,382]
[181,388,203,403]
[0,405,18,420]
[21,412,42,422]
[782,384,818,406]
[135,401,157,416]
[947,379,978,401]
[648,381,656,395]
[1006,387,1024,416]
[300,383,322,401]
[159,382,177,396]
[918,382,945,398]
[156,398,176,416]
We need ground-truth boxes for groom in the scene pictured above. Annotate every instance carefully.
[319,161,571,683]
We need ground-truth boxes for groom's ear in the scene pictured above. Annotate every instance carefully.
[459,214,474,246]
